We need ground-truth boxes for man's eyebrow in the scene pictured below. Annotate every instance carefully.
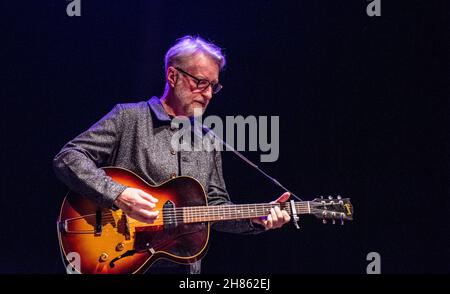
[196,73,210,80]
[198,74,219,84]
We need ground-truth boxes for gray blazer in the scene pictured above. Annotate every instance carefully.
[53,97,263,234]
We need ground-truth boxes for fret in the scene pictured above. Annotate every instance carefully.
[219,205,223,221]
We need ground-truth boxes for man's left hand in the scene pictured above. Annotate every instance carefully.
[252,192,291,230]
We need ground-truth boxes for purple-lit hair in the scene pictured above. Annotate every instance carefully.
[164,35,226,72]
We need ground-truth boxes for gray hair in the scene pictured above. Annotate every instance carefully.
[164,35,226,72]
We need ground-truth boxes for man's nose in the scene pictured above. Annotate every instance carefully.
[202,85,213,100]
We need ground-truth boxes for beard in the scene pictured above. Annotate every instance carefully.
[173,86,206,117]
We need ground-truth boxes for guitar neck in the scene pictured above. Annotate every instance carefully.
[181,202,311,224]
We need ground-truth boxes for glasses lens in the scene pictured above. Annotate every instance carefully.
[198,80,210,90]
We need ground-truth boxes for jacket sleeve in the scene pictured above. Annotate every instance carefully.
[53,104,128,208]
[207,150,266,234]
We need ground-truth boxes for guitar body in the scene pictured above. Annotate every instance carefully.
[57,167,209,274]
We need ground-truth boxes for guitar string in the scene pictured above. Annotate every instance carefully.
[97,210,313,225]
[69,207,342,228]
[108,201,335,213]
[65,203,346,226]
[101,210,312,223]
[99,210,336,228]
[99,202,330,217]
[99,210,309,220]
[97,204,314,220]
[95,203,341,220]
[93,203,341,223]
[95,208,320,227]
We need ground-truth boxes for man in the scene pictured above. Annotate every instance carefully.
[53,35,291,274]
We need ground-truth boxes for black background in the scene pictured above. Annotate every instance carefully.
[2,0,448,273]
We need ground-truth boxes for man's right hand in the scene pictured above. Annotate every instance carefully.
[113,188,159,223]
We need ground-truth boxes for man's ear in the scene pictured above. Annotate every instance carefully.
[167,67,178,88]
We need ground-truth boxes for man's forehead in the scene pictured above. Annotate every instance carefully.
[185,53,220,80]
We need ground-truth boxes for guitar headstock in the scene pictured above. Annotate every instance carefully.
[310,196,353,225]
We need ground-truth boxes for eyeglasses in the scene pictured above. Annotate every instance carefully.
[175,67,223,94]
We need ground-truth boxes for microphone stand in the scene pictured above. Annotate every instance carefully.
[194,125,303,201]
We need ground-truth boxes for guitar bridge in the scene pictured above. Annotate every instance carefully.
[121,213,131,240]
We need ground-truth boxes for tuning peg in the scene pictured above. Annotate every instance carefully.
[320,196,326,205]
[328,195,333,200]
[340,219,344,225]
[337,195,342,200]
[322,219,327,224]
[340,213,345,225]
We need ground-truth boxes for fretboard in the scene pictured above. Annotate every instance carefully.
[181,202,311,223]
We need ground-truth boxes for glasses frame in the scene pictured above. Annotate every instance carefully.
[175,67,223,94]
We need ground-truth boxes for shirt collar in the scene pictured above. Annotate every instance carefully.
[147,96,171,122]
[147,96,199,128]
